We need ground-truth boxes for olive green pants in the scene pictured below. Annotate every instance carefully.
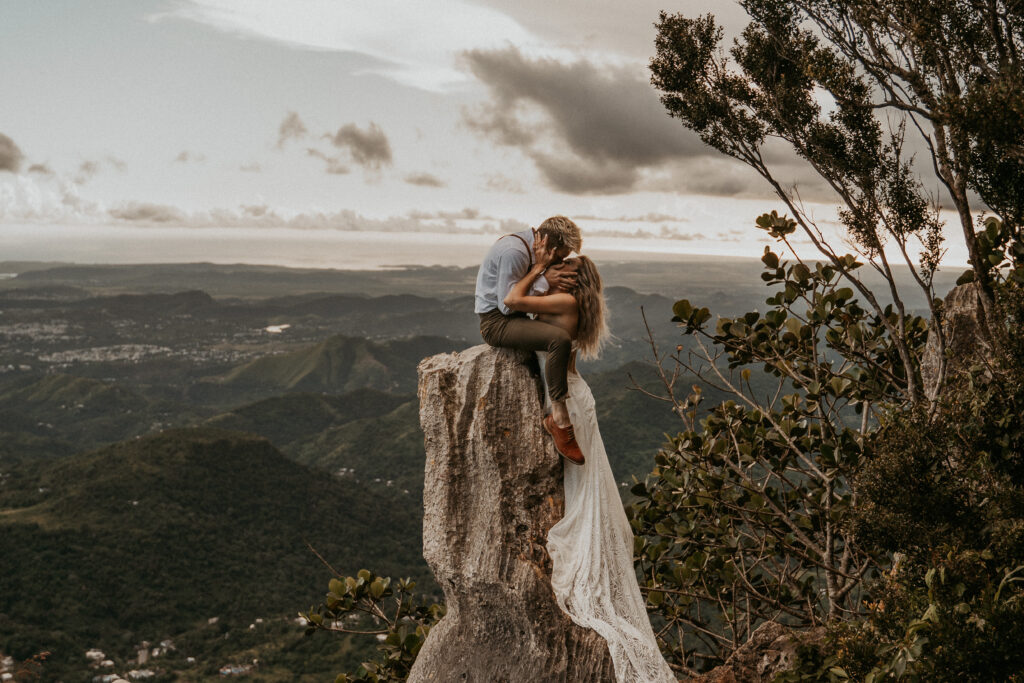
[479,309,571,402]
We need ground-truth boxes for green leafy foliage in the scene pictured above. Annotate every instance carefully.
[630,243,928,670]
[780,551,1024,683]
[0,428,429,677]
[300,569,444,683]
[647,2,1024,676]
[776,220,1024,681]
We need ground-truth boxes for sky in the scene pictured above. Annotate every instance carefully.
[0,1,970,266]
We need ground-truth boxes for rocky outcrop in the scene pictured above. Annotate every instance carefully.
[687,622,826,683]
[920,282,993,399]
[408,345,615,683]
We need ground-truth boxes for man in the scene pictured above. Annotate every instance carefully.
[475,215,585,463]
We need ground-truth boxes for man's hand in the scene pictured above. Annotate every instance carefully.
[544,260,578,291]
[533,233,557,268]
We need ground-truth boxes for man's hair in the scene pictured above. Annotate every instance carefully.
[537,216,582,253]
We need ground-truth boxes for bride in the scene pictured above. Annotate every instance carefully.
[503,249,678,683]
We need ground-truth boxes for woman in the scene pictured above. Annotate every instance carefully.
[504,249,677,683]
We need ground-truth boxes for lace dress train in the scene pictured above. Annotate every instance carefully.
[538,353,677,682]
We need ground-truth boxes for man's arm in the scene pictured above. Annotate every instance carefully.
[505,262,575,314]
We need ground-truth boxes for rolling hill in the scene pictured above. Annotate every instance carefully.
[203,389,411,446]
[0,427,427,677]
[209,334,469,397]
[0,373,200,467]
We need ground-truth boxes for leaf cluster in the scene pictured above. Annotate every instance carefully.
[780,551,1024,682]
[301,569,444,683]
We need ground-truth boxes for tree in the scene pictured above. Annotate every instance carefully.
[650,0,1024,399]
[632,1,1024,674]
[630,240,918,670]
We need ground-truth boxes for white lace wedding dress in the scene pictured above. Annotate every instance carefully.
[539,353,678,682]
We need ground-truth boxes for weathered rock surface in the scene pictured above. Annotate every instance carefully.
[921,282,993,399]
[408,345,615,683]
[687,622,826,683]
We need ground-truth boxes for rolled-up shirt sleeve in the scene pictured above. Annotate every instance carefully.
[495,248,531,315]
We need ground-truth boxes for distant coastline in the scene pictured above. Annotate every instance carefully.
[0,221,894,273]
[0,255,962,305]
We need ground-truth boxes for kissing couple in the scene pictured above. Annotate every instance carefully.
[473,216,677,682]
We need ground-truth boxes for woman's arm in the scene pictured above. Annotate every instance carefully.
[504,263,576,314]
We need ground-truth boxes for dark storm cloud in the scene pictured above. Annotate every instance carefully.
[684,169,755,197]
[276,111,308,148]
[465,105,538,147]
[531,153,639,195]
[462,47,716,194]
[0,133,24,173]
[459,48,833,200]
[465,48,705,165]
[404,172,445,188]
[109,201,186,223]
[306,148,350,175]
[329,122,393,170]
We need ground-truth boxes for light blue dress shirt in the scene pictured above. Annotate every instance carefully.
[474,229,550,315]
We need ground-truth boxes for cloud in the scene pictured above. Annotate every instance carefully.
[463,47,715,194]
[75,160,101,184]
[530,153,639,194]
[109,201,187,223]
[93,200,720,243]
[483,173,526,194]
[404,172,445,187]
[576,212,689,223]
[329,122,392,170]
[239,161,262,172]
[276,111,308,148]
[0,133,25,173]
[0,176,807,252]
[239,203,271,217]
[0,172,104,223]
[462,50,838,200]
[27,163,54,176]
[74,157,127,184]
[173,150,207,163]
[406,207,485,221]
[156,0,538,91]
[306,148,350,175]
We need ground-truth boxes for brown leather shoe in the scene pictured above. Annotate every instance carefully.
[543,415,585,465]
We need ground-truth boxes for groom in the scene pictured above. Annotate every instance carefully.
[474,215,584,463]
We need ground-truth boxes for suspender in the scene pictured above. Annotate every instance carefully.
[503,233,533,268]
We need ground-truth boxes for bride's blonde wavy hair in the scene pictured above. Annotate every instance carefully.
[569,255,610,360]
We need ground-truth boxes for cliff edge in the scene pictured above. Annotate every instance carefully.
[408,344,615,682]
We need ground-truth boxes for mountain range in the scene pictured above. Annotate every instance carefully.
[0,427,426,679]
